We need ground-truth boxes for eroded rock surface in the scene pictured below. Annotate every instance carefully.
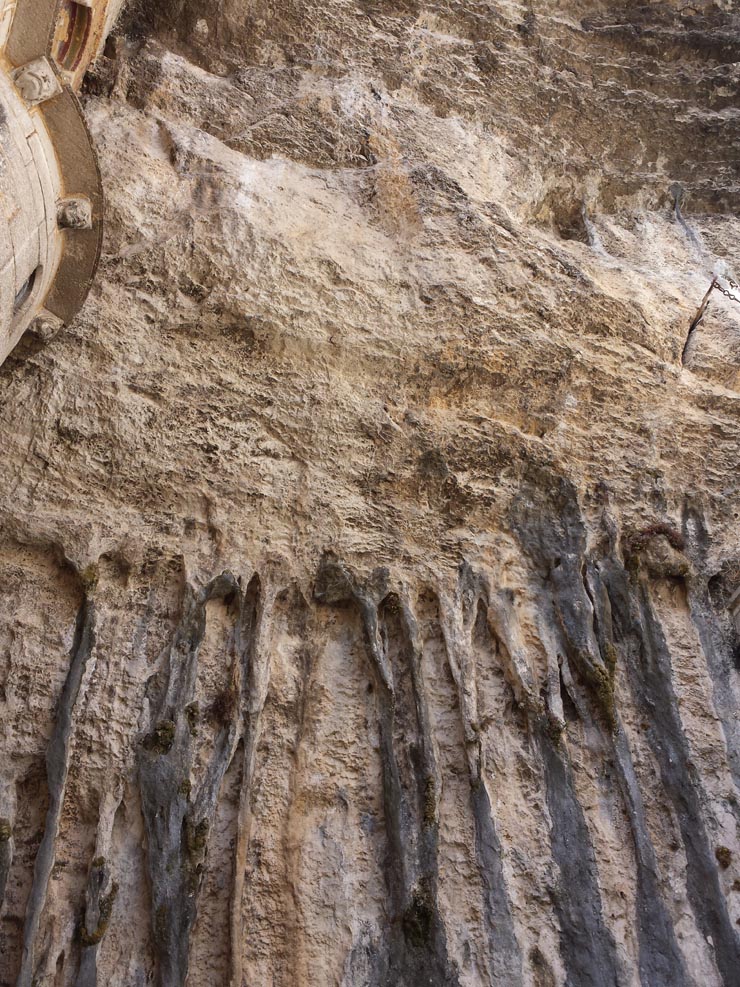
[1,1,740,985]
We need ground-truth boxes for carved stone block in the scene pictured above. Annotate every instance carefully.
[29,311,64,342]
[57,196,93,230]
[11,57,62,106]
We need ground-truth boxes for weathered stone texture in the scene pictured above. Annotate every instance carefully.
[1,1,739,985]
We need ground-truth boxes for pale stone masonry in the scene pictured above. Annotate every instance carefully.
[0,0,121,366]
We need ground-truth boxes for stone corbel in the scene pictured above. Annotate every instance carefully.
[57,196,93,230]
[29,310,64,341]
[11,57,62,106]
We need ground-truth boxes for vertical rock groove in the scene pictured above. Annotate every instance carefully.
[535,720,619,987]
[439,570,523,985]
[610,721,688,987]
[17,591,95,987]
[315,558,456,985]
[229,573,265,987]
[0,820,11,915]
[603,559,740,987]
[75,854,117,987]
[681,505,740,797]
[586,560,688,987]
[1,536,738,983]
[139,572,262,987]
[508,476,712,987]
[470,773,523,986]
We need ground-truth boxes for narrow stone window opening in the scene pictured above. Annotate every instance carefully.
[13,266,37,314]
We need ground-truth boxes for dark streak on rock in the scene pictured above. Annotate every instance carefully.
[138,571,260,987]
[536,717,620,987]
[602,558,740,987]
[614,722,688,986]
[76,856,118,987]
[509,474,623,986]
[588,563,688,987]
[315,555,456,986]
[16,593,95,987]
[471,776,523,985]
[0,816,12,913]
[458,568,523,986]
[681,503,740,799]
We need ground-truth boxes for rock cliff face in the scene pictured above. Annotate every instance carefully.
[1,1,740,985]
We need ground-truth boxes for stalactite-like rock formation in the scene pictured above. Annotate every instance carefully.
[0,496,738,985]
[1,1,739,985]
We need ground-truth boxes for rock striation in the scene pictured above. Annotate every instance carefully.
[1,1,740,985]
